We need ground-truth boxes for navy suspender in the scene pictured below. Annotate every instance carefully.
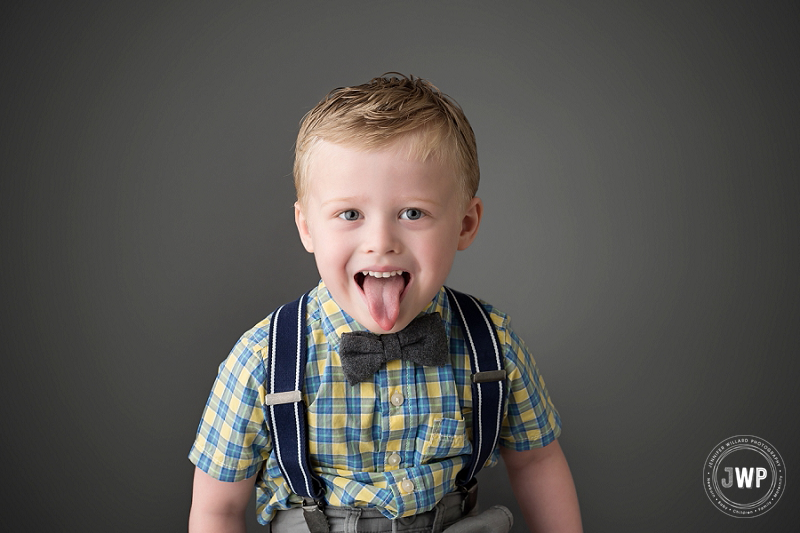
[263,288,508,507]
[444,287,507,487]
[263,293,326,502]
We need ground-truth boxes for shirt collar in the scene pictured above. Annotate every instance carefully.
[310,280,452,349]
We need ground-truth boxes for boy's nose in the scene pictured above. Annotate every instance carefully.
[363,219,401,255]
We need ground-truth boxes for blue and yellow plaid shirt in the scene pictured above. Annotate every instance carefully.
[189,281,561,523]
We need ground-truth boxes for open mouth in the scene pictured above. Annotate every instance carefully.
[355,270,411,292]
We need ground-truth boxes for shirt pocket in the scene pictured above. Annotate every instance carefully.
[418,416,470,464]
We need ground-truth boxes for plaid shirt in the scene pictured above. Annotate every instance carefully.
[189,281,561,523]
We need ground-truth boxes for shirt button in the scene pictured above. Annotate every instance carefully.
[387,452,402,467]
[390,391,404,407]
[400,478,415,493]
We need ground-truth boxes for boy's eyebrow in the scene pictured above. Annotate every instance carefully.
[319,196,366,207]
[320,195,444,207]
[401,197,444,207]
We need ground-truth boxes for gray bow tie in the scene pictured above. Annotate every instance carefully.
[339,313,449,385]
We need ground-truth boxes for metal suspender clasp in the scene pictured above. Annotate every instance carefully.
[264,390,303,405]
[458,478,479,515]
[471,370,506,383]
[302,498,330,533]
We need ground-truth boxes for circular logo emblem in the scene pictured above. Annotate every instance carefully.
[703,435,786,517]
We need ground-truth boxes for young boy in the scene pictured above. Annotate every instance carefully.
[188,74,582,533]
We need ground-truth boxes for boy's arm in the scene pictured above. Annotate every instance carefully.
[500,440,583,533]
[188,467,255,533]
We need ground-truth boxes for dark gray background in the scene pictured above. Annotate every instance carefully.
[2,1,798,531]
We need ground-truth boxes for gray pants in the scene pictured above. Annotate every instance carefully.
[270,494,513,533]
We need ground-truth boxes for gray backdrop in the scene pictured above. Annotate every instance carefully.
[2,1,798,531]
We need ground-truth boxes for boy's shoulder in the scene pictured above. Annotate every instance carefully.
[444,288,514,339]
[228,284,326,358]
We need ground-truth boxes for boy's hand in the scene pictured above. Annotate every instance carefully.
[188,467,255,533]
[500,440,583,533]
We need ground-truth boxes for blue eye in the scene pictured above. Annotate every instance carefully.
[401,208,424,220]
[338,210,360,221]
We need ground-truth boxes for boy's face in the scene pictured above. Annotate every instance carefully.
[295,138,482,334]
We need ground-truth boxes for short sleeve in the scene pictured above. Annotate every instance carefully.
[497,319,562,450]
[188,328,270,481]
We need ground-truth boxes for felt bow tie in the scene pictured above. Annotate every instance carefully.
[339,313,449,385]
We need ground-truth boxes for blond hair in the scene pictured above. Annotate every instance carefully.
[294,73,479,204]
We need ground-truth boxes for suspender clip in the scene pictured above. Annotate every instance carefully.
[301,498,330,533]
[458,477,479,515]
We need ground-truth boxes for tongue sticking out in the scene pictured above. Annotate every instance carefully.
[362,274,405,332]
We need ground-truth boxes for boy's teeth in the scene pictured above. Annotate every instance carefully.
[361,270,404,278]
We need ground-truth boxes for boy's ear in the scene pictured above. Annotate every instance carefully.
[457,197,483,251]
[294,202,315,253]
